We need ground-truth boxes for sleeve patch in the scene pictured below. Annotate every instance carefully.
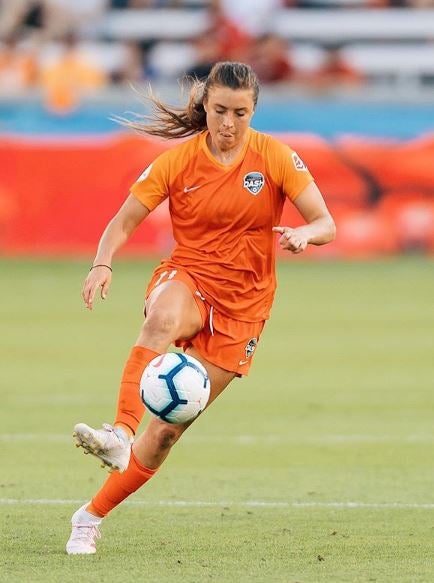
[137,163,153,182]
[291,152,308,172]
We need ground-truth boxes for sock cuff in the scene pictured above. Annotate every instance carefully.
[121,346,161,383]
[83,503,104,522]
[130,345,161,361]
[131,450,158,478]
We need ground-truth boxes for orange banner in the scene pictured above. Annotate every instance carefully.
[1,133,433,257]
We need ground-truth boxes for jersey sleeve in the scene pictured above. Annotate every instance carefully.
[267,138,314,202]
[130,149,171,211]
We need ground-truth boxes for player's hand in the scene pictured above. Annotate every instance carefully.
[272,226,308,254]
[81,265,112,310]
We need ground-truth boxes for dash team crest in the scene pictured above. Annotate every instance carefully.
[243,172,265,195]
[245,338,258,358]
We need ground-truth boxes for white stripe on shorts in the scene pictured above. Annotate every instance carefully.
[209,305,215,336]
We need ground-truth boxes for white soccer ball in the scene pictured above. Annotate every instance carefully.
[140,352,211,424]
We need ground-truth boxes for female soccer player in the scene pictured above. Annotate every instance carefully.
[66,61,335,554]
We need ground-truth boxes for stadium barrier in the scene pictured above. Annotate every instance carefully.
[1,133,433,258]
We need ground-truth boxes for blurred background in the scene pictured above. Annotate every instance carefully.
[1,0,434,257]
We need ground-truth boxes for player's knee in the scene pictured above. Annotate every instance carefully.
[143,308,180,339]
[153,422,183,451]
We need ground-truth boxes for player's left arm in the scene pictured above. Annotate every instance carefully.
[273,182,336,254]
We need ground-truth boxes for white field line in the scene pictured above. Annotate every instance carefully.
[1,499,434,510]
[2,433,434,445]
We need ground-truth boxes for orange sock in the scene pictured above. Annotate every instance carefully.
[114,346,160,435]
[87,451,157,517]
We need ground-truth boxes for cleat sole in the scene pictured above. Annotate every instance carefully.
[74,439,121,472]
[72,425,128,473]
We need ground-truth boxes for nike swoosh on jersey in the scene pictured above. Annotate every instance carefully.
[238,360,249,365]
[183,185,202,193]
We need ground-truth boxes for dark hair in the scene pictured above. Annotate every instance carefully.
[118,61,259,140]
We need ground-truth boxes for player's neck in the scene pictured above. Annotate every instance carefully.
[206,133,249,166]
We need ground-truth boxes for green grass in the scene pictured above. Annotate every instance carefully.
[1,257,434,582]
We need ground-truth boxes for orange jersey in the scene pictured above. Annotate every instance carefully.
[131,128,314,321]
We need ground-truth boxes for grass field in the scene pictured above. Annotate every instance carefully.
[1,257,434,582]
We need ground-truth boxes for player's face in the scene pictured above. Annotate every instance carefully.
[204,85,255,152]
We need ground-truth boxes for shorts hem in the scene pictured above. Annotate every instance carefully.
[186,340,252,377]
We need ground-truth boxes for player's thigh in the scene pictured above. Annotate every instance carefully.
[139,280,203,343]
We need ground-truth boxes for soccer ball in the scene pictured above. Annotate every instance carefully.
[140,352,211,424]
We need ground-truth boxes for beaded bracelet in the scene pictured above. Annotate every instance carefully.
[90,264,112,272]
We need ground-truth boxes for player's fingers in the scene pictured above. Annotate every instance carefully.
[272,226,285,234]
[282,233,301,251]
[81,280,92,307]
[100,280,110,300]
[85,286,96,310]
[282,232,296,246]
[291,240,307,253]
[82,278,99,310]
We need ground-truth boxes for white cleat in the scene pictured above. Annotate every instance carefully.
[73,422,132,473]
[66,503,102,555]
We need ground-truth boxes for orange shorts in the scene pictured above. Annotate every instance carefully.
[146,265,265,376]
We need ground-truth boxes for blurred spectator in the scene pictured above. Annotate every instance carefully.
[184,31,296,85]
[0,0,109,41]
[185,34,220,80]
[0,0,44,39]
[111,40,144,84]
[40,32,108,113]
[147,0,259,81]
[42,0,108,39]
[204,0,287,66]
[407,0,434,6]
[282,0,385,6]
[204,1,253,62]
[131,0,183,5]
[248,34,295,84]
[214,0,283,37]
[110,0,183,6]
[307,44,364,91]
[146,40,196,80]
[0,34,38,94]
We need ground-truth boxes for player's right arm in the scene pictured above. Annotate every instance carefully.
[82,195,150,310]
[83,150,171,309]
